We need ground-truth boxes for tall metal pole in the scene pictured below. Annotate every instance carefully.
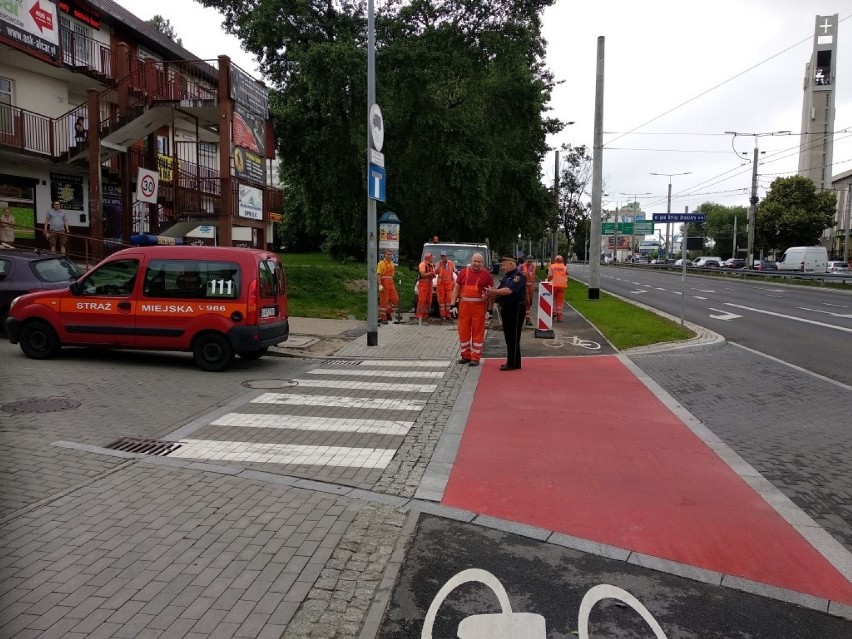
[365,0,378,346]
[588,36,605,299]
[665,181,672,259]
[747,144,759,270]
[613,204,619,263]
[553,150,560,261]
[844,184,851,263]
[732,214,737,260]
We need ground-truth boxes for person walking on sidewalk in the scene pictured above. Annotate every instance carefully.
[450,252,493,366]
[377,249,399,323]
[44,201,70,254]
[547,255,569,321]
[435,251,457,320]
[486,255,526,370]
[416,252,435,322]
[0,206,15,245]
[519,255,538,326]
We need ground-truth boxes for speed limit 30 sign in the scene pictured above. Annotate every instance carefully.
[136,168,159,203]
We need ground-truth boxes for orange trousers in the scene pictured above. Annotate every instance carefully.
[437,281,454,318]
[458,300,487,362]
[379,282,398,320]
[416,279,432,319]
[525,283,535,319]
[553,285,566,320]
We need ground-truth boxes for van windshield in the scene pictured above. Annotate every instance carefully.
[422,245,485,268]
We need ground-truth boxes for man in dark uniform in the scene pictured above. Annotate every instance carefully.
[486,255,527,370]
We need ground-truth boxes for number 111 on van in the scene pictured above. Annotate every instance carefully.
[208,280,234,295]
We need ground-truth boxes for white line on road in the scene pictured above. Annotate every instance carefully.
[253,393,427,411]
[797,307,852,318]
[211,414,413,436]
[725,303,852,333]
[630,290,647,294]
[171,440,396,468]
[295,379,438,393]
[356,360,450,368]
[694,296,708,300]
[695,289,716,293]
[307,368,445,379]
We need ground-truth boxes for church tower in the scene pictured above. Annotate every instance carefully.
[798,14,838,192]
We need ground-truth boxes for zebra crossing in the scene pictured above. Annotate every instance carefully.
[168,359,451,487]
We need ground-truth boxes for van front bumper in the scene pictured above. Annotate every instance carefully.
[5,317,21,343]
[228,319,289,352]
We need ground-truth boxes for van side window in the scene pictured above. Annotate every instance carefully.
[80,260,139,296]
[143,259,240,299]
[258,260,279,299]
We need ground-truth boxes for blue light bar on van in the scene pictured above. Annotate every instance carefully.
[130,235,185,246]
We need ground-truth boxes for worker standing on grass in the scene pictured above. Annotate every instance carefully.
[547,255,569,321]
[519,255,537,326]
[435,251,457,320]
[416,252,435,323]
[450,253,493,367]
[376,249,398,323]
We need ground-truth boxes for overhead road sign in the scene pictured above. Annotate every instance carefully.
[652,213,706,223]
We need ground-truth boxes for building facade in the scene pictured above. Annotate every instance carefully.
[0,0,283,257]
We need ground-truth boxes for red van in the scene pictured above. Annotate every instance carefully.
[5,246,289,371]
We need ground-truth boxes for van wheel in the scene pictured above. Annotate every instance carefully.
[193,333,234,371]
[238,347,268,360]
[19,320,61,359]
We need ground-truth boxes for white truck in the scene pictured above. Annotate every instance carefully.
[775,246,828,272]
[412,242,495,315]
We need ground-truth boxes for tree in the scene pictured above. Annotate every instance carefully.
[147,15,183,47]
[198,0,563,257]
[756,176,836,253]
[696,202,748,260]
[555,143,592,253]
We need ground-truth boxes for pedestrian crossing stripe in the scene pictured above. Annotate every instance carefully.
[170,440,396,468]
[293,379,437,393]
[252,393,427,411]
[306,368,445,379]
[211,414,413,436]
[354,360,450,368]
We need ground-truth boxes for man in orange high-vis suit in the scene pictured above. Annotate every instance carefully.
[547,254,569,321]
[416,252,435,322]
[519,255,538,326]
[435,251,457,320]
[376,249,399,323]
[450,253,494,366]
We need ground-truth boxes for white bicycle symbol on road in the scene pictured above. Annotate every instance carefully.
[545,335,602,351]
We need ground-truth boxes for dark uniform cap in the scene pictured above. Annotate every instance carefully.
[501,255,518,263]
[526,255,535,261]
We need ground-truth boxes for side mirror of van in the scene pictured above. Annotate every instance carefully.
[70,280,82,295]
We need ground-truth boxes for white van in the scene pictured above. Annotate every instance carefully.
[776,246,828,272]
[692,256,722,268]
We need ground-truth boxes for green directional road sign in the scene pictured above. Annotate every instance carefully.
[602,222,633,234]
[634,221,654,233]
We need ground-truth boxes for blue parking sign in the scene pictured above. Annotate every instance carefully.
[368,163,386,202]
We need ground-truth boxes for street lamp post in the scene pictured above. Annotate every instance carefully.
[723,131,790,267]
[619,192,651,261]
[650,172,692,259]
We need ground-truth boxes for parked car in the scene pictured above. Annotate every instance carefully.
[721,258,746,269]
[753,260,778,271]
[6,245,289,371]
[673,258,687,266]
[776,246,828,272]
[0,249,84,334]
[826,260,850,273]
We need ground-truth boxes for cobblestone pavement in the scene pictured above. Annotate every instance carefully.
[630,345,852,554]
[2,315,851,637]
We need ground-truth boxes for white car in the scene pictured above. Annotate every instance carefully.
[827,260,850,273]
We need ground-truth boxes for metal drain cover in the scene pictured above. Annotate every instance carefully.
[2,398,81,414]
[105,437,182,456]
[243,379,299,389]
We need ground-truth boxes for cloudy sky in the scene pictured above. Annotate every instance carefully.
[117,0,851,218]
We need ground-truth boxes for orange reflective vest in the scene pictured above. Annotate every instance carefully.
[548,263,568,287]
[436,260,456,283]
[519,262,537,285]
[377,258,395,281]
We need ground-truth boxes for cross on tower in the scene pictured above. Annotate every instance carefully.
[819,18,832,34]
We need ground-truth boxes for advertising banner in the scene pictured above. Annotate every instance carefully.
[232,106,266,185]
[1,0,60,61]
[0,175,36,239]
[237,184,262,220]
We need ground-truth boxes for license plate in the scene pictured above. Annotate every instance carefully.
[260,306,278,318]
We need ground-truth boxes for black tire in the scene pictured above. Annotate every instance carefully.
[238,347,268,360]
[192,333,234,372]
[19,320,61,359]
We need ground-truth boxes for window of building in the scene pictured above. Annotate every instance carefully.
[0,77,13,134]
[60,15,92,66]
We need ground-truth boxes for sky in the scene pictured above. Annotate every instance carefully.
[115,0,852,221]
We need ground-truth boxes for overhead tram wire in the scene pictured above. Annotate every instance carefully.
[602,13,852,149]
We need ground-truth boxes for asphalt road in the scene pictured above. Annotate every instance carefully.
[570,264,852,385]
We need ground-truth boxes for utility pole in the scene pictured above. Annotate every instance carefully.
[365,0,377,345]
[732,214,737,260]
[553,150,560,261]
[650,171,691,259]
[589,36,605,299]
[620,192,651,261]
[845,184,851,263]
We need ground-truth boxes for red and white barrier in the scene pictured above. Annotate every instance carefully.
[534,281,554,338]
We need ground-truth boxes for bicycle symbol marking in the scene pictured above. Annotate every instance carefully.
[567,335,601,350]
